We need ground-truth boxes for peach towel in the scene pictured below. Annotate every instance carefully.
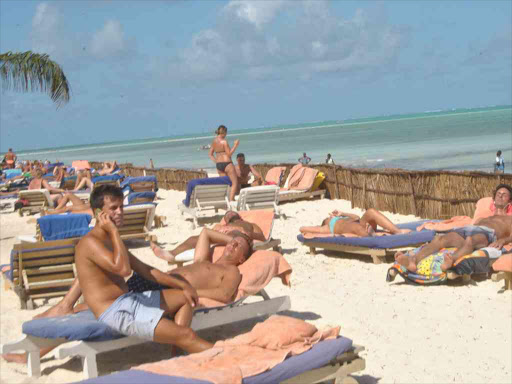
[265,167,286,185]
[134,315,340,384]
[282,164,305,190]
[292,167,318,191]
[199,249,292,307]
[71,160,91,171]
[493,253,512,273]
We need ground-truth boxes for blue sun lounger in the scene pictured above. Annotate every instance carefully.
[75,335,365,384]
[298,220,437,264]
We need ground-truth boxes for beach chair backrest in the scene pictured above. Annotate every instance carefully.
[93,179,119,188]
[11,238,79,308]
[119,204,155,237]
[18,190,53,214]
[191,185,230,210]
[130,181,156,193]
[238,185,279,211]
[60,176,77,190]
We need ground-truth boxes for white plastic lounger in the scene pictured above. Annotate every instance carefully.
[236,185,280,215]
[178,184,231,228]
[0,290,290,379]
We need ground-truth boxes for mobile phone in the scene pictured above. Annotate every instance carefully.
[95,208,102,217]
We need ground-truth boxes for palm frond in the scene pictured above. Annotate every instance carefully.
[0,51,71,107]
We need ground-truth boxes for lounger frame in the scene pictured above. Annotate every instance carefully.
[118,204,157,242]
[278,189,325,203]
[18,189,54,216]
[282,345,366,384]
[305,242,427,264]
[0,290,290,379]
[237,185,280,215]
[178,185,231,229]
[492,271,512,290]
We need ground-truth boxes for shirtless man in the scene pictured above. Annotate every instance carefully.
[235,153,263,190]
[151,211,265,263]
[76,185,212,353]
[299,208,411,237]
[395,185,512,272]
[97,161,119,176]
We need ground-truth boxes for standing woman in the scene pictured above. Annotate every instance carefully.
[208,125,240,201]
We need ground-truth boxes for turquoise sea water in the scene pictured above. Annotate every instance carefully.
[15,105,512,173]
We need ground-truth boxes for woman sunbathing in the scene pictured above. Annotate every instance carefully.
[28,168,65,206]
[208,125,239,201]
[41,192,93,216]
[299,208,411,237]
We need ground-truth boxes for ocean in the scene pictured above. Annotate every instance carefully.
[15,105,512,173]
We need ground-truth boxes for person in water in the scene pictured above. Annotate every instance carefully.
[299,208,411,237]
[208,125,240,201]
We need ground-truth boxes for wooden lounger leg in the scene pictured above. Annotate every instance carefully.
[370,251,384,264]
[492,272,512,290]
[309,246,316,255]
[334,358,366,384]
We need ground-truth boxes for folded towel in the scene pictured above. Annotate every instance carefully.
[37,214,92,241]
[265,167,286,185]
[183,176,231,207]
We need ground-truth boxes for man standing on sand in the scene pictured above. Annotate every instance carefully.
[2,148,17,169]
[298,152,311,165]
[75,185,212,353]
[395,185,512,272]
[235,153,263,189]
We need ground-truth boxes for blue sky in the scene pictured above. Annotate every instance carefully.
[1,0,511,152]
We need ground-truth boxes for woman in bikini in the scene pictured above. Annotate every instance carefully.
[208,125,239,201]
[299,208,411,237]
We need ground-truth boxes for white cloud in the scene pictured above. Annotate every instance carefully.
[90,20,128,58]
[224,0,287,29]
[31,3,67,57]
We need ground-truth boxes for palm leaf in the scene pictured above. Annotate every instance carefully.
[0,51,70,107]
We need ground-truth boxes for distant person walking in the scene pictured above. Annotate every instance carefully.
[298,152,311,165]
[2,148,17,169]
[208,125,239,201]
[325,153,334,165]
[495,150,505,173]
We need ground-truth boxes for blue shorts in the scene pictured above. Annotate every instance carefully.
[98,291,165,341]
[451,225,497,244]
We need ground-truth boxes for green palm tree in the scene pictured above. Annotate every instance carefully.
[0,51,70,107]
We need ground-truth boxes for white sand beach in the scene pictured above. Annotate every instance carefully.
[1,189,511,383]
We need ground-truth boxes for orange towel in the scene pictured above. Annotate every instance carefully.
[71,160,91,171]
[134,315,340,384]
[291,167,318,191]
[493,253,512,273]
[199,249,292,307]
[265,167,286,185]
[284,164,306,190]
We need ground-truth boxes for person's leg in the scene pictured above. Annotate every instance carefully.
[73,172,84,190]
[441,233,489,271]
[151,236,200,263]
[74,177,93,191]
[54,193,72,210]
[225,163,239,201]
[155,289,213,353]
[299,225,331,235]
[360,208,410,235]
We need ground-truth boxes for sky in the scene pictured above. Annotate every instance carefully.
[0,0,511,153]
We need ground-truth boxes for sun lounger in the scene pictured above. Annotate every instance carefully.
[298,220,436,264]
[0,251,292,379]
[120,175,158,194]
[236,185,280,214]
[124,191,157,205]
[179,177,232,228]
[1,239,80,309]
[119,203,157,242]
[91,174,123,187]
[17,189,56,216]
[279,164,325,203]
[74,336,364,384]
[19,214,92,243]
[491,253,512,290]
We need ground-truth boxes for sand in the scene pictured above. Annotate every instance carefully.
[1,189,511,383]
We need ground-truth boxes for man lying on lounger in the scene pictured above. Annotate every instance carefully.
[299,208,411,237]
[395,185,512,272]
[151,210,266,263]
[2,189,254,364]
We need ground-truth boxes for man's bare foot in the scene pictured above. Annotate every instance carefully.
[2,353,27,364]
[150,242,175,263]
[33,302,74,320]
[395,252,417,272]
[441,254,454,271]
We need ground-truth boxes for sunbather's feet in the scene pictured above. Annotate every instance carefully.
[394,251,417,272]
[150,242,176,263]
[2,353,27,364]
[33,301,74,320]
[441,254,454,271]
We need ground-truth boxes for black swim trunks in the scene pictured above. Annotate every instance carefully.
[240,183,251,189]
[216,162,232,172]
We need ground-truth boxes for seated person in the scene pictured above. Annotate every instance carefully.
[97,161,119,176]
[151,210,265,263]
[28,168,65,206]
[42,192,93,216]
[3,189,253,364]
[235,153,263,190]
[73,169,94,190]
[299,208,411,237]
[395,214,512,272]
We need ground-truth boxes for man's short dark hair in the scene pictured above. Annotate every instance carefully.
[90,185,124,210]
[236,153,245,159]
[494,184,512,199]
[229,230,253,257]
